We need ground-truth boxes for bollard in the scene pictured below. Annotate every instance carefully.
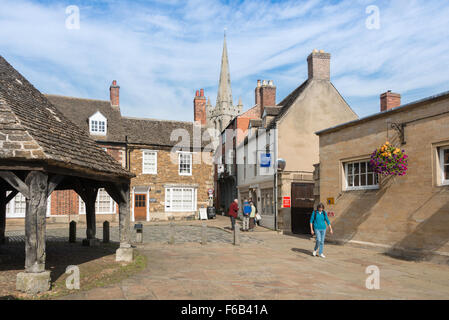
[201,223,207,245]
[69,220,76,243]
[103,221,110,243]
[233,223,240,246]
[134,223,143,243]
[169,222,175,245]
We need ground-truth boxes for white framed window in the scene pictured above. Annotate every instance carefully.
[142,150,157,174]
[6,192,51,218]
[178,152,192,176]
[79,188,116,214]
[89,111,107,135]
[440,146,449,185]
[165,187,197,212]
[344,160,379,191]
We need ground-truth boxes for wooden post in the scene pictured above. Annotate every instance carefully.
[0,189,6,245]
[116,183,133,262]
[24,171,48,273]
[103,221,110,243]
[85,188,98,240]
[69,220,76,243]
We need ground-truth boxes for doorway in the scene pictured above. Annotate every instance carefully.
[291,183,314,234]
[134,194,147,221]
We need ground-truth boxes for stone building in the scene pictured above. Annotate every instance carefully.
[194,34,242,132]
[316,90,449,261]
[122,117,214,221]
[4,78,215,224]
[237,50,358,231]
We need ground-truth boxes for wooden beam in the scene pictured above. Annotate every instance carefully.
[104,183,125,204]
[47,175,64,197]
[0,171,30,199]
[5,189,18,204]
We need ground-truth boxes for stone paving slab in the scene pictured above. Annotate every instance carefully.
[61,229,449,300]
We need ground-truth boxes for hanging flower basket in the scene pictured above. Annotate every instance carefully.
[370,141,408,176]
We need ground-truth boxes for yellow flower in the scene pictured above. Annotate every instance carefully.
[386,141,390,145]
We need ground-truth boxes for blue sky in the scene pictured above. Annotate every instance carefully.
[1,0,448,121]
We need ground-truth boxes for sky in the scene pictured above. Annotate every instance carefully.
[0,0,448,121]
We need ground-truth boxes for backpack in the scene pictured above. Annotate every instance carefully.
[311,210,327,225]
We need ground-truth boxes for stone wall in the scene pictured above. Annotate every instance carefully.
[129,146,214,221]
[319,97,449,260]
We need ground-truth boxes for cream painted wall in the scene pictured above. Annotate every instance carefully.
[277,80,358,173]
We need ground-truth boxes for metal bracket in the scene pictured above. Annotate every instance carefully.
[390,122,407,145]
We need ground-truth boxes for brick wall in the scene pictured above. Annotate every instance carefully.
[319,97,449,259]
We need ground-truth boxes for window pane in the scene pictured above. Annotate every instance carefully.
[348,175,354,187]
[347,163,353,175]
[361,173,367,186]
[179,153,192,174]
[15,194,26,214]
[444,149,449,165]
[361,162,366,174]
[445,165,449,181]
[354,174,360,186]
[367,173,374,185]
[353,163,359,175]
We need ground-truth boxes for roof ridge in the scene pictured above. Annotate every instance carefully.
[122,116,193,124]
[44,94,110,104]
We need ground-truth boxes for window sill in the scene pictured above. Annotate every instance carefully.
[344,186,380,192]
[142,172,157,175]
[178,173,192,176]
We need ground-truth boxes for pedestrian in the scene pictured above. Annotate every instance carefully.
[249,201,256,231]
[228,199,239,230]
[242,199,251,231]
[310,203,333,258]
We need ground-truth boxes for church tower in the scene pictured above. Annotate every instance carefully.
[194,33,242,132]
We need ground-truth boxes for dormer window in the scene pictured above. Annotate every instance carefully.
[89,111,107,135]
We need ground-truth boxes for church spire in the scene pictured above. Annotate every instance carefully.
[216,30,233,108]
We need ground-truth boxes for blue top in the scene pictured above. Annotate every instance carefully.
[243,201,251,215]
[310,210,331,230]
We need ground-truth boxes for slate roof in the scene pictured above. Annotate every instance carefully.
[122,117,214,151]
[46,95,126,143]
[0,55,132,179]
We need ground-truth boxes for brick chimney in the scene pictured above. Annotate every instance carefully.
[380,91,401,112]
[255,80,276,118]
[307,49,331,81]
[110,80,120,107]
[194,88,207,125]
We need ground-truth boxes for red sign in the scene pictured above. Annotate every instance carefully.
[208,188,214,195]
[282,197,291,208]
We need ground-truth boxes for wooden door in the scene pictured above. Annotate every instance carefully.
[134,194,147,221]
[291,183,314,234]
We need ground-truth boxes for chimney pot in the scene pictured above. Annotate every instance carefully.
[200,89,204,97]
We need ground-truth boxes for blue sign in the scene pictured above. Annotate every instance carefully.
[260,153,271,168]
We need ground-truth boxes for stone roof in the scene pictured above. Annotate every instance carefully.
[263,106,282,116]
[46,95,126,143]
[122,117,214,151]
[0,55,132,179]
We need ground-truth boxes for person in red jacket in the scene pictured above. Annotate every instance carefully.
[228,199,239,230]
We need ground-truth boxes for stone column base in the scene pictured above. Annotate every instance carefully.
[16,271,51,294]
[82,238,100,247]
[116,247,134,262]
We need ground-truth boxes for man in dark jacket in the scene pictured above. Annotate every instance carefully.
[228,199,239,230]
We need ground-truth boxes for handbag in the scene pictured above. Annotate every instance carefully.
[255,213,262,221]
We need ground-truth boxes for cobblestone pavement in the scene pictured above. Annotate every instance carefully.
[5,224,262,245]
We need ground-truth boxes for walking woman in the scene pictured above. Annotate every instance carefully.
[310,203,333,258]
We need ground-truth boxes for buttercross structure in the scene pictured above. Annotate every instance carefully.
[194,33,242,131]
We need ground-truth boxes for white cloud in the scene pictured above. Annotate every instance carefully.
[0,0,448,120]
